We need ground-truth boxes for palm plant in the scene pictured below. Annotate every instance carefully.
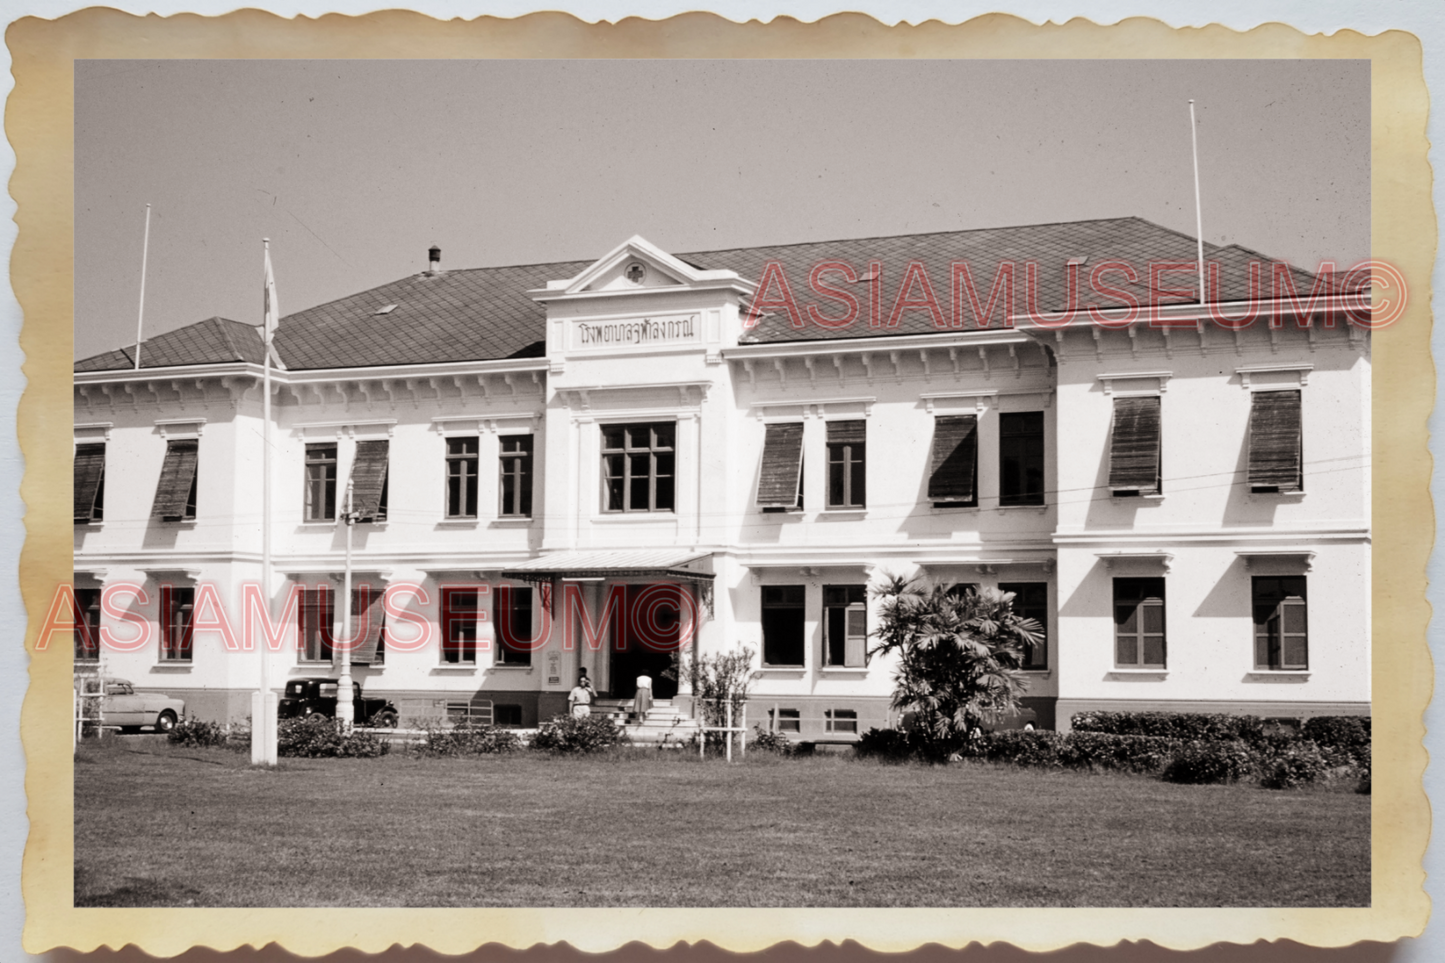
[871,575,1044,755]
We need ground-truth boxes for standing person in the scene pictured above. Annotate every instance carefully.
[633,672,653,723]
[568,674,593,718]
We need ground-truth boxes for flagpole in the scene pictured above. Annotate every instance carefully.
[253,238,279,765]
[1189,100,1206,304]
[132,204,151,370]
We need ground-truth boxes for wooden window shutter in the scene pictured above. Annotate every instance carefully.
[1248,390,1302,490]
[150,440,199,519]
[928,415,977,501]
[843,604,867,667]
[1107,396,1162,492]
[348,440,390,521]
[826,420,866,445]
[349,587,386,665]
[73,444,106,522]
[756,423,804,508]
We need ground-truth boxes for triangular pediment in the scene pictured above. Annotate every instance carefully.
[538,235,750,296]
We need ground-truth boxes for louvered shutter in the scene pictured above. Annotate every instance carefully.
[348,440,390,521]
[73,444,106,522]
[826,420,866,445]
[756,423,804,508]
[349,587,385,665]
[1107,396,1161,492]
[1247,391,1303,490]
[150,440,199,518]
[843,605,867,667]
[927,415,977,501]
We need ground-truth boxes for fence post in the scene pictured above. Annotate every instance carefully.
[725,699,733,763]
[740,703,746,759]
[699,701,705,760]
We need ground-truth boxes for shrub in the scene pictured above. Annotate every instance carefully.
[167,718,228,749]
[976,729,1065,768]
[1161,739,1258,784]
[1059,732,1182,774]
[749,726,798,757]
[1072,711,1265,744]
[224,717,252,752]
[415,722,521,757]
[854,727,915,762]
[277,715,390,758]
[531,713,629,754]
[1259,740,1331,790]
[1302,716,1371,758]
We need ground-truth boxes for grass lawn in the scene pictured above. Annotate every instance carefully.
[73,740,1369,907]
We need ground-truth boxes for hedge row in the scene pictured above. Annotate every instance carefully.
[1070,711,1370,757]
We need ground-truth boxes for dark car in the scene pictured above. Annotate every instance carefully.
[278,678,399,728]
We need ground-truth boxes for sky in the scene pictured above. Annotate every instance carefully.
[73,58,1370,360]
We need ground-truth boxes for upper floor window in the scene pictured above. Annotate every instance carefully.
[1253,576,1308,670]
[999,581,1048,670]
[1114,578,1165,669]
[1248,390,1303,493]
[928,414,977,507]
[761,585,806,667]
[499,435,534,518]
[348,440,390,523]
[152,439,199,521]
[823,584,867,668]
[999,412,1045,506]
[74,586,101,662]
[826,421,866,509]
[757,423,804,513]
[1108,396,1162,496]
[446,437,480,518]
[159,585,195,663]
[73,444,106,523]
[602,423,675,513]
[304,443,337,521]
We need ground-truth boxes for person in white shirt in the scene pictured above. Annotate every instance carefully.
[633,673,653,722]
[568,676,593,718]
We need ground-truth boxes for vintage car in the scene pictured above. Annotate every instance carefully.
[278,678,399,728]
[101,679,186,733]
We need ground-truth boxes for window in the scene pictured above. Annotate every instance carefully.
[74,587,101,662]
[1114,578,1165,668]
[999,582,1048,670]
[348,440,389,522]
[757,423,804,512]
[499,435,534,517]
[496,586,534,666]
[1248,390,1303,492]
[770,708,801,732]
[494,704,524,727]
[601,423,675,512]
[761,585,806,666]
[300,587,334,663]
[823,585,867,667]
[928,415,977,506]
[304,443,337,521]
[826,420,866,509]
[349,585,385,666]
[159,585,194,662]
[1108,396,1162,496]
[74,444,105,523]
[999,412,1045,506]
[151,439,199,521]
[825,709,858,733]
[446,437,480,518]
[945,582,979,599]
[441,587,479,664]
[1253,576,1308,670]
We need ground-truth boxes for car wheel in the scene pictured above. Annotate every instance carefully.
[155,711,178,734]
[372,710,399,729]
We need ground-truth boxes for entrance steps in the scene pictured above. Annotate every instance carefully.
[594,698,701,746]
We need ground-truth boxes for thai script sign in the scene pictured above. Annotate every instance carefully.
[573,314,700,349]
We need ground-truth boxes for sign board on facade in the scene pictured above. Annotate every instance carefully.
[571,314,700,351]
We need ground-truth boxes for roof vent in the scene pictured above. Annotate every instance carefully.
[374,304,397,315]
[427,245,441,275]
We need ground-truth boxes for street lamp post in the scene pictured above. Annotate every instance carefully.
[337,477,356,727]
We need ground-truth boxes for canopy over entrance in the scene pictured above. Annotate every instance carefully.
[500,549,715,618]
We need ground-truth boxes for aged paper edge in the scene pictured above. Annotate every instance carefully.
[10,9,1434,956]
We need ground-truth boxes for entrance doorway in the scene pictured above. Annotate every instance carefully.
[609,584,682,699]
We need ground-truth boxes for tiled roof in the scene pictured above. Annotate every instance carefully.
[76,217,1338,372]
[74,316,266,371]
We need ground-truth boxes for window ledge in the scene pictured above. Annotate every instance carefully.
[993,504,1047,513]
[432,664,479,672]
[1111,493,1165,501]
[593,513,677,522]
[819,509,867,516]
[75,521,104,529]
[436,518,481,527]
[489,665,534,672]
[1019,669,1052,678]
[930,504,979,514]
[490,517,534,526]
[757,666,807,673]
[299,520,339,528]
[152,663,194,671]
[1244,670,1311,682]
[1106,669,1167,679]
[819,667,870,674]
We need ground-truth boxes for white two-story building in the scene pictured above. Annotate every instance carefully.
[71,216,1371,735]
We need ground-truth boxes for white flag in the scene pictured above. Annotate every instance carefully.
[263,242,280,344]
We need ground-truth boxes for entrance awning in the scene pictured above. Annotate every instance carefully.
[500,549,714,617]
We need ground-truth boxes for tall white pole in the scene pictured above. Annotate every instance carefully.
[1189,100,1206,304]
[337,478,355,727]
[132,204,152,370]
[252,239,278,765]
